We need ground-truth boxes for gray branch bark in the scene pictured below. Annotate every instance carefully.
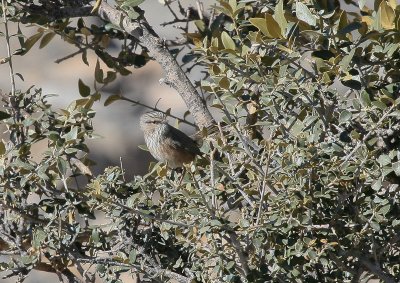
[96,2,215,129]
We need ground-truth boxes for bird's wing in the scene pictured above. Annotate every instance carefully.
[167,126,201,155]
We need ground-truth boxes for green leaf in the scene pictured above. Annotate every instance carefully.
[129,250,137,264]
[95,59,103,83]
[23,32,43,53]
[379,1,395,29]
[371,179,382,191]
[32,228,46,249]
[127,9,140,20]
[274,0,287,35]
[378,204,391,215]
[311,50,335,60]
[104,94,121,106]
[340,48,355,72]
[78,79,91,97]
[377,154,391,166]
[91,229,100,243]
[39,32,56,49]
[15,73,24,81]
[57,157,67,176]
[360,90,371,107]
[219,77,230,89]
[104,71,117,84]
[339,110,352,124]
[63,127,78,141]
[249,16,281,38]
[393,161,400,176]
[370,221,380,231]
[0,141,5,155]
[221,31,235,50]
[296,2,316,26]
[0,111,11,120]
[11,159,35,170]
[228,0,237,11]
[265,14,282,38]
[82,49,89,66]
[371,100,387,110]
[341,78,361,90]
[210,219,222,227]
[290,120,304,137]
[358,0,367,9]
[70,157,92,176]
[17,25,24,48]
[121,0,145,8]
[338,22,362,35]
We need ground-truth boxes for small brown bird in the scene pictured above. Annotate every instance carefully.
[140,111,201,168]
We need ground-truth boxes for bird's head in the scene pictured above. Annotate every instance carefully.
[140,111,168,132]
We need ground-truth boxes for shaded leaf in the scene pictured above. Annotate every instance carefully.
[78,79,91,97]
[15,73,24,81]
[341,78,361,90]
[0,111,11,120]
[360,90,371,107]
[0,141,5,155]
[338,22,362,35]
[311,50,335,60]
[23,32,43,54]
[104,94,121,106]
[95,59,103,83]
[39,32,56,49]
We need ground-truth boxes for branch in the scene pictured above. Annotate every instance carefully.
[96,2,215,129]
[14,1,215,129]
[13,3,92,21]
[359,258,396,283]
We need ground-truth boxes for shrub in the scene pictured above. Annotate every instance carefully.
[1,0,399,282]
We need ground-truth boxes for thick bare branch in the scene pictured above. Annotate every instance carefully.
[96,2,215,129]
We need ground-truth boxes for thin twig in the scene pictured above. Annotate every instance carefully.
[190,171,216,218]
[342,103,396,163]
[359,257,396,283]
[1,0,16,96]
[255,143,272,225]
[118,95,198,128]
[55,48,87,64]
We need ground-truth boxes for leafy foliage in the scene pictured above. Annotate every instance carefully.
[1,0,400,283]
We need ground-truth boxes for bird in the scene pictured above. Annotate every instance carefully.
[139,111,201,169]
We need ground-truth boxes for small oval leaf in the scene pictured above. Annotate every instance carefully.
[78,79,91,97]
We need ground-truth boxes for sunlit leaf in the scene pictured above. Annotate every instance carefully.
[296,2,316,26]
[221,31,235,50]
